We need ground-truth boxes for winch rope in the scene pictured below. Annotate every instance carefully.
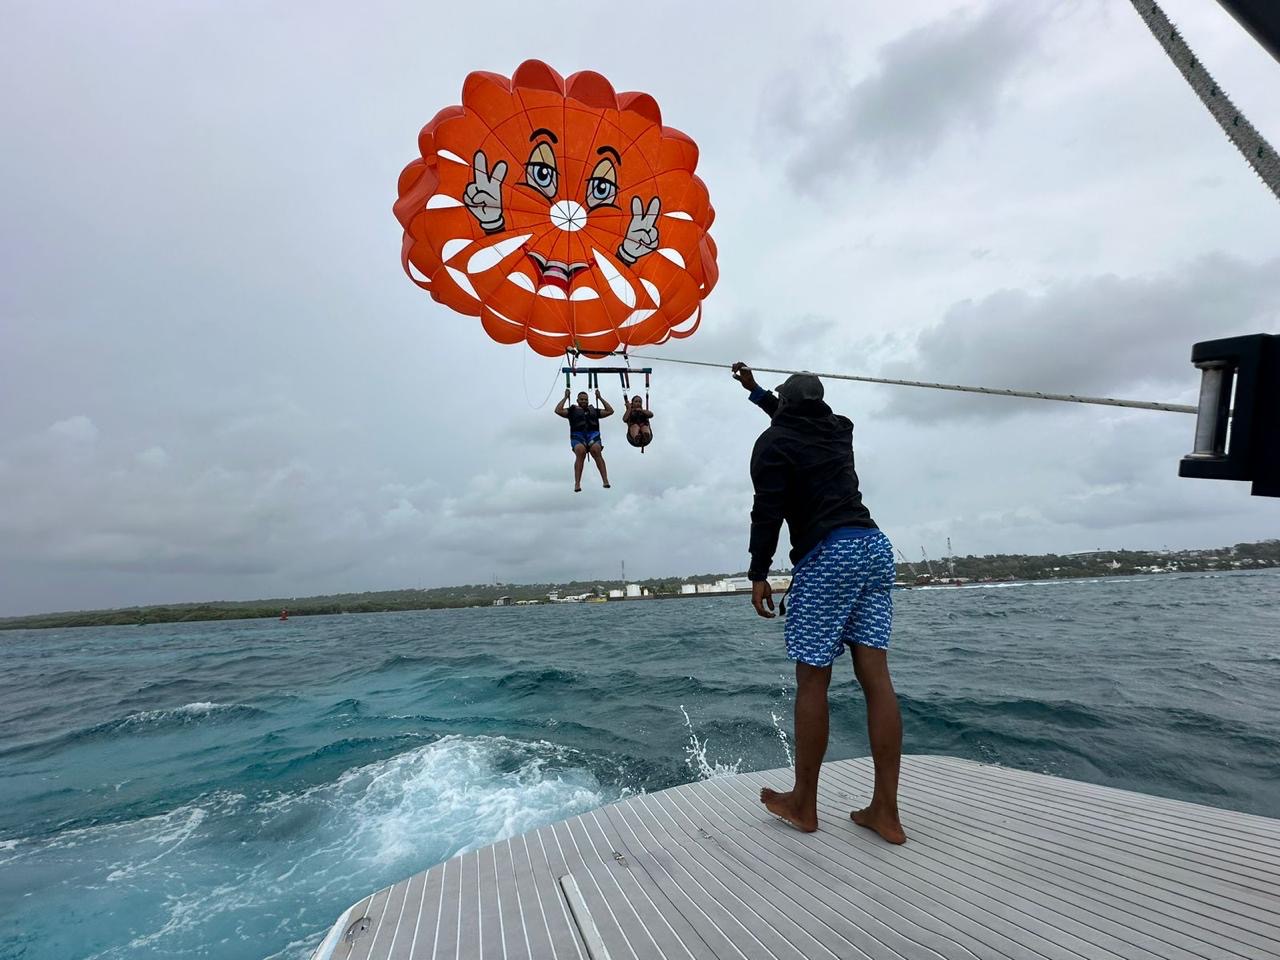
[628,354,1197,414]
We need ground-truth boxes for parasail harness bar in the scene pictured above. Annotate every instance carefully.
[563,347,652,395]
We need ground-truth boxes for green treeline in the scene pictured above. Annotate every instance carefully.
[2,540,1276,631]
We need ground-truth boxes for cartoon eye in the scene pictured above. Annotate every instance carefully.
[586,157,619,209]
[586,178,617,206]
[524,142,559,199]
[528,163,556,190]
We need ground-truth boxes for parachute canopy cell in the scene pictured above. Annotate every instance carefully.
[394,60,718,357]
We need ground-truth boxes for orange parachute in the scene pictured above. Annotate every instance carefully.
[394,60,718,357]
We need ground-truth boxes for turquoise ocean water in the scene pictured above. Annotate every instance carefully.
[1,570,1278,959]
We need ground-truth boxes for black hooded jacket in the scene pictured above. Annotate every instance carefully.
[748,391,876,580]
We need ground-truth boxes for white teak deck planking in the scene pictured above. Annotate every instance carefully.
[311,755,1280,960]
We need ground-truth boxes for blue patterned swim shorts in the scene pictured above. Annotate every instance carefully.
[783,528,895,667]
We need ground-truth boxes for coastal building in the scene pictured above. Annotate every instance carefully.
[491,596,511,607]
[624,583,642,598]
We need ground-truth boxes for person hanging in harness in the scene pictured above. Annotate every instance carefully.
[621,395,654,450]
[732,361,907,844]
[555,388,613,492]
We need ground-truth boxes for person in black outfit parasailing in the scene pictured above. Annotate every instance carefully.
[622,395,654,449]
[555,389,613,492]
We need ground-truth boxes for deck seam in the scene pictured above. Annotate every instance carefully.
[921,759,1280,877]
[856,766,1280,950]
[722,769,1101,960]
[820,764,1258,960]
[893,763,1280,909]
[675,773,969,960]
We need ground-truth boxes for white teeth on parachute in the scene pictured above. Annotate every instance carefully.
[640,279,661,307]
[569,285,599,301]
[467,235,530,274]
[621,309,655,328]
[407,260,431,284]
[437,149,467,165]
[657,248,685,269]
[663,211,693,221]
[507,272,535,292]
[426,194,463,209]
[446,267,479,300]
[536,286,568,300]
[592,248,636,308]
[671,307,699,333]
[486,307,522,328]
[622,279,662,326]
[442,238,471,262]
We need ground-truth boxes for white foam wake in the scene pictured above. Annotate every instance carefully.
[10,734,611,960]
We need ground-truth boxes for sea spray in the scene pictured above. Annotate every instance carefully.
[770,711,794,767]
[679,705,742,779]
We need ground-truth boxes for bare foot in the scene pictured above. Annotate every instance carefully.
[574,485,582,493]
[603,482,611,488]
[850,806,907,844]
[760,787,817,833]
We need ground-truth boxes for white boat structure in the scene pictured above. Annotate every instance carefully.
[311,755,1280,959]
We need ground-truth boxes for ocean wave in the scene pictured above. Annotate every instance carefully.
[903,693,1110,731]
[495,666,581,694]
[0,702,267,760]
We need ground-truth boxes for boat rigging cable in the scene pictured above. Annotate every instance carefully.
[628,354,1198,415]
[1130,0,1280,202]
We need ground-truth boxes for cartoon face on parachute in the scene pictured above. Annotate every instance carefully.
[394,60,718,357]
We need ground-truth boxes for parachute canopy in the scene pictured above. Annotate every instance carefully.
[394,60,718,357]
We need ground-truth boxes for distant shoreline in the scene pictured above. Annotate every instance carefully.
[2,542,1275,631]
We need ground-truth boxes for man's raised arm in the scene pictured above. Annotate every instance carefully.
[732,361,779,417]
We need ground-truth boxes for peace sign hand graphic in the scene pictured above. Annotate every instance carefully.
[617,195,660,265]
[463,150,508,233]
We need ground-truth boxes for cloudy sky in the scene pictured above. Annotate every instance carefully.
[2,0,1278,616]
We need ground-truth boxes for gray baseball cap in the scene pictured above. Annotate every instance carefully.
[776,373,824,407]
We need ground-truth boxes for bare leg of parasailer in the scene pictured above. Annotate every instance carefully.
[573,444,587,493]
[589,443,610,488]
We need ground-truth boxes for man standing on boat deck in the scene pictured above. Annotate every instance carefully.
[733,362,906,843]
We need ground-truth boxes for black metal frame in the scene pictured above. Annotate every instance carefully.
[1179,333,1279,497]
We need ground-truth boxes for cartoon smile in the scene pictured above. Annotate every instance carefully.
[526,251,589,291]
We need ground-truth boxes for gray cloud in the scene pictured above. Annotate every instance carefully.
[879,254,1280,422]
[2,0,1279,616]
[779,1,1043,186]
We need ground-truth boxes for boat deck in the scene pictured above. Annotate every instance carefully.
[313,755,1280,960]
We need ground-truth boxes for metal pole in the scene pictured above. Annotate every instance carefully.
[1188,361,1232,458]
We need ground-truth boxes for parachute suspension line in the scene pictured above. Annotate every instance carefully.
[1128,0,1280,202]
[643,371,651,455]
[628,354,1198,415]
[522,343,565,410]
